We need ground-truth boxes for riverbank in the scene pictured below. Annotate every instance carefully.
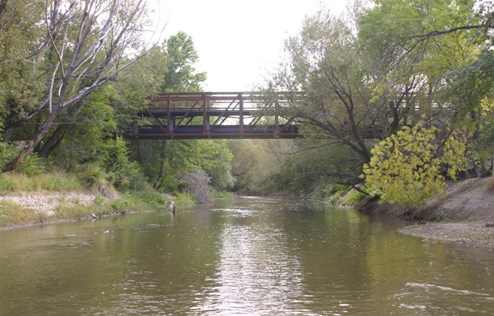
[0,189,173,230]
[400,222,494,248]
[357,178,494,248]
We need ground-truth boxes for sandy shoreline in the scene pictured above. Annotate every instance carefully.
[400,222,494,249]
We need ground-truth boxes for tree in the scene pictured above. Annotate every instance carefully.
[0,0,46,140]
[362,121,467,206]
[134,32,235,193]
[264,8,387,184]
[263,0,488,190]
[37,42,169,161]
[2,0,152,172]
[154,139,234,192]
[359,0,494,178]
[358,0,488,125]
[161,31,207,92]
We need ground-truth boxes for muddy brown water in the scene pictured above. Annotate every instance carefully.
[1,197,494,315]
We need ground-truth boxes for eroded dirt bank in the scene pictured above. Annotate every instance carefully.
[357,178,494,248]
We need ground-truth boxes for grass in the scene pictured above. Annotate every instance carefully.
[0,170,197,228]
[0,201,50,227]
[211,190,235,199]
[0,172,82,192]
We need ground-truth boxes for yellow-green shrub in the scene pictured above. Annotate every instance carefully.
[362,122,467,206]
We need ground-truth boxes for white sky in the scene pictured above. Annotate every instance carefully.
[150,0,349,91]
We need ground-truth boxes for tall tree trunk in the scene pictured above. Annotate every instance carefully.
[3,109,60,172]
[37,125,67,158]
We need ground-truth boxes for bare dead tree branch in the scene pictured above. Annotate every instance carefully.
[4,0,153,172]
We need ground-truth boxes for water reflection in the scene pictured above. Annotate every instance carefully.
[1,197,494,316]
[194,209,306,315]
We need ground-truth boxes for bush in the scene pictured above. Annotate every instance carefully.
[0,201,49,226]
[103,137,148,191]
[313,183,348,200]
[179,171,212,203]
[79,164,106,187]
[342,189,366,206]
[175,192,196,208]
[362,122,467,206]
[131,191,169,209]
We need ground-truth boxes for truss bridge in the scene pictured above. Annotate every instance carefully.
[126,92,301,140]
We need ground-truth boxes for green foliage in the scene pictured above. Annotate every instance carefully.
[267,140,363,196]
[162,31,207,92]
[199,140,235,190]
[0,0,46,126]
[154,139,234,192]
[358,0,483,123]
[362,122,468,206]
[16,153,45,176]
[78,165,106,187]
[48,85,118,169]
[359,0,480,74]
[312,183,348,200]
[260,2,486,197]
[94,195,105,206]
[110,193,132,211]
[0,142,18,171]
[341,189,367,206]
[128,32,232,195]
[211,190,235,200]
[131,191,169,209]
[175,192,197,208]
[0,201,49,227]
[102,137,148,191]
[228,139,294,193]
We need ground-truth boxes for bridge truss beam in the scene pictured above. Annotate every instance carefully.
[125,92,302,140]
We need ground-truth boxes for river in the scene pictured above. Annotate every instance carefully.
[1,197,494,315]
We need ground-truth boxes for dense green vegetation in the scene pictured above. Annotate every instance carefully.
[257,0,494,204]
[0,1,234,210]
[1,0,494,214]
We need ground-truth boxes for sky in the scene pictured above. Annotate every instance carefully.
[150,0,349,91]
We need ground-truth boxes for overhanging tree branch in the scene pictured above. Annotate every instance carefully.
[411,25,489,40]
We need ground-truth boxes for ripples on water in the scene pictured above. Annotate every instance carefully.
[1,197,494,315]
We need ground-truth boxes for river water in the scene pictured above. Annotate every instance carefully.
[1,197,494,315]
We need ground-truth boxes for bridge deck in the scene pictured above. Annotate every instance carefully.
[126,92,302,140]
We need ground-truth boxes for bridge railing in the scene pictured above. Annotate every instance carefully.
[147,92,301,111]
